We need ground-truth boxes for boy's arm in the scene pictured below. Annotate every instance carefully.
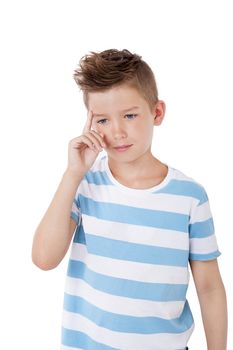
[31,170,82,270]
[190,259,228,350]
[32,110,105,270]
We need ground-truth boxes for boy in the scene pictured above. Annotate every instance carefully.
[32,49,227,350]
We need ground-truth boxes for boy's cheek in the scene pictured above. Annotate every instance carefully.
[93,125,107,143]
[92,122,101,133]
[91,122,98,132]
[91,122,107,143]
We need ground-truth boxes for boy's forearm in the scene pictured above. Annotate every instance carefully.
[32,170,83,270]
[198,283,228,350]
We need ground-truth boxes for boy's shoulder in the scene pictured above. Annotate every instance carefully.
[166,164,209,204]
[89,153,107,173]
[89,154,200,181]
[87,154,208,202]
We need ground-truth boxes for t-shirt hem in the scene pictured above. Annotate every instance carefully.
[189,249,221,261]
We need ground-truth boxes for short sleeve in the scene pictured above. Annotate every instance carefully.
[189,186,221,261]
[70,189,82,227]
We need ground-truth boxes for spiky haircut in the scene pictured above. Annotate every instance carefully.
[73,49,159,113]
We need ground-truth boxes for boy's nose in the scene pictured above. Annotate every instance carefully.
[111,121,127,140]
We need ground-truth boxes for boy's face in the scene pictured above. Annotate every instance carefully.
[88,83,165,164]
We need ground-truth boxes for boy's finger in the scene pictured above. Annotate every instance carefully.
[82,110,93,134]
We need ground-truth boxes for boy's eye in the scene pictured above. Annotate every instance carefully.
[96,114,138,125]
[97,119,107,125]
[125,114,138,119]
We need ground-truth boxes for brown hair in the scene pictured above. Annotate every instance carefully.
[73,49,159,113]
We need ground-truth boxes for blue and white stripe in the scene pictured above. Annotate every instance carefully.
[62,155,221,349]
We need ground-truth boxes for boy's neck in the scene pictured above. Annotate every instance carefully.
[107,152,168,189]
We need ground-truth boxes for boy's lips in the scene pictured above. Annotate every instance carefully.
[113,144,133,152]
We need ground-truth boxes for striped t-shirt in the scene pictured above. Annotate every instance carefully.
[61,154,221,350]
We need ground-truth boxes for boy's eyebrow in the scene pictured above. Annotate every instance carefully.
[93,106,139,118]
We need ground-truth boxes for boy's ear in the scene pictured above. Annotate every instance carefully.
[153,100,166,125]
[153,115,159,125]
[154,113,165,125]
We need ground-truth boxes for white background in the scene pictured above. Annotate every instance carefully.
[0,0,232,349]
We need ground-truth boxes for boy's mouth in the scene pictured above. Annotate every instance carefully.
[113,144,133,152]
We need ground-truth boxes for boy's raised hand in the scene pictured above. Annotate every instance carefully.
[66,110,106,177]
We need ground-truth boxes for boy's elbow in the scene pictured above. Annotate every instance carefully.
[31,250,59,271]
[32,259,56,271]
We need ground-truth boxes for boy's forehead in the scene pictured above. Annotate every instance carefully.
[92,106,140,117]
[88,85,145,116]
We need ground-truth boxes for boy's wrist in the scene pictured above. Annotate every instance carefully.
[63,168,85,184]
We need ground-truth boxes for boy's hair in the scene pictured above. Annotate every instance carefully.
[73,49,159,113]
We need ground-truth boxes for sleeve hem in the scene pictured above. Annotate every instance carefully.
[70,212,79,225]
[189,250,221,261]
